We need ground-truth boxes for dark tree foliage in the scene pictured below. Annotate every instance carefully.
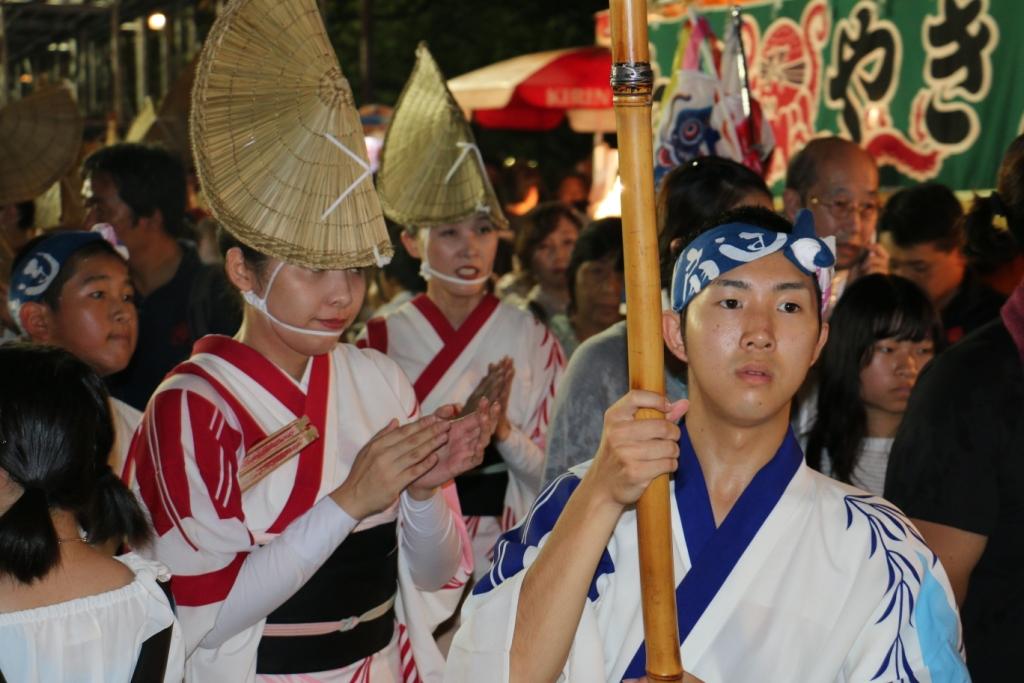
[327,0,607,188]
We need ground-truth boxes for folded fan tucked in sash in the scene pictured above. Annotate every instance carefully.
[238,416,320,492]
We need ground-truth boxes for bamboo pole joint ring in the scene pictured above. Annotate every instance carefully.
[610,62,653,96]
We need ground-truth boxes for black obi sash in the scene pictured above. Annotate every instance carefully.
[256,520,399,674]
[454,442,508,516]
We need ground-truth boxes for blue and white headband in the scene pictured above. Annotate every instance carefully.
[8,225,129,332]
[669,209,836,313]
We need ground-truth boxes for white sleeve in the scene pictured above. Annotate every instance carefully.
[398,489,462,591]
[359,345,421,424]
[496,427,545,492]
[498,318,565,493]
[445,540,608,683]
[199,497,358,648]
[838,515,968,682]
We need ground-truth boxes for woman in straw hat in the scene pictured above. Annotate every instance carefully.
[126,1,497,680]
[360,44,564,582]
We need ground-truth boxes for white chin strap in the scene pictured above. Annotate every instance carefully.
[241,262,344,338]
[417,226,491,286]
[420,263,490,286]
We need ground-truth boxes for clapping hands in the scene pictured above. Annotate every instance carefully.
[460,356,514,441]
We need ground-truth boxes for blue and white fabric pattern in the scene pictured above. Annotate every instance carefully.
[446,424,968,683]
[670,209,835,314]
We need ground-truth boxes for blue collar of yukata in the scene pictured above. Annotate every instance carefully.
[7,226,129,332]
[669,209,836,314]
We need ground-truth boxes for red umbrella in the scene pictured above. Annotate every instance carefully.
[448,47,615,132]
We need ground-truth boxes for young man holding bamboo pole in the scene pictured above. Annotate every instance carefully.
[445,207,969,683]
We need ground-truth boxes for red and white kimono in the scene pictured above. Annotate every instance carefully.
[128,335,472,682]
[358,294,563,578]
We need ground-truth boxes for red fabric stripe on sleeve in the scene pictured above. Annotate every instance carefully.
[188,393,245,522]
[191,336,305,415]
[170,552,247,606]
[170,362,267,446]
[133,391,193,541]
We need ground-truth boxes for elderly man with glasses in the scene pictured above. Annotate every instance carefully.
[783,137,887,306]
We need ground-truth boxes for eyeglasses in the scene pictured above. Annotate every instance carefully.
[808,195,880,222]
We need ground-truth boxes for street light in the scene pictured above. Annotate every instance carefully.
[147,12,167,31]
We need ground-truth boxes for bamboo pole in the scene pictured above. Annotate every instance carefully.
[608,1,683,681]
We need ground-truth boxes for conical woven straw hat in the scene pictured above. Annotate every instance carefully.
[378,43,507,229]
[0,86,83,205]
[191,0,390,269]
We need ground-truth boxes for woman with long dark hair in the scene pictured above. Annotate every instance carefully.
[0,344,182,681]
[804,274,942,495]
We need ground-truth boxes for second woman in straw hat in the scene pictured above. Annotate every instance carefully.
[127,0,497,680]
[361,43,564,582]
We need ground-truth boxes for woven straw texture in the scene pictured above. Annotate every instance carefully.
[377,43,507,229]
[0,86,83,205]
[190,0,390,269]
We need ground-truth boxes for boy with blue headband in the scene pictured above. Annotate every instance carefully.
[8,228,141,477]
[447,207,968,682]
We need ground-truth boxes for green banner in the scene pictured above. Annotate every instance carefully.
[644,0,1022,190]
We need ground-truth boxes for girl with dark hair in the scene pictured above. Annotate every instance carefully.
[803,274,942,495]
[0,344,182,682]
[8,229,140,476]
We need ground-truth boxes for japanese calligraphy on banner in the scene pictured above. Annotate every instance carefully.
[599,0,1022,190]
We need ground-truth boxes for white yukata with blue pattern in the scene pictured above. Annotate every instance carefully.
[446,426,969,683]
